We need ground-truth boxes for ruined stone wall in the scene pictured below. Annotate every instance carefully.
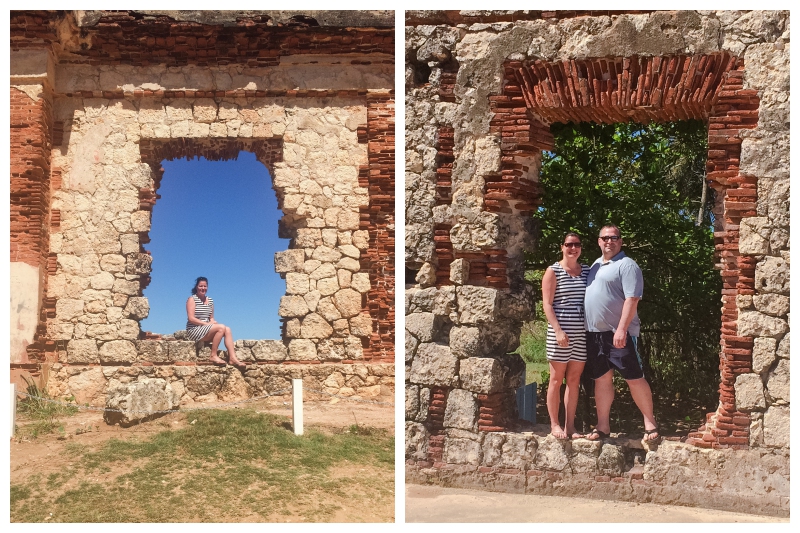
[10,10,394,403]
[405,10,788,514]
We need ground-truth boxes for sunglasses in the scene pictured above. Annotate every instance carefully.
[563,242,581,248]
[599,235,621,242]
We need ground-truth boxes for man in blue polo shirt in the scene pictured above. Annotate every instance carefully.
[583,224,659,442]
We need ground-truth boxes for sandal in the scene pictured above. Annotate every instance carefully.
[230,360,247,371]
[570,432,583,440]
[209,358,227,367]
[585,428,609,442]
[643,427,662,444]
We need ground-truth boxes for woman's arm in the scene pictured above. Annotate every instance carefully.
[542,267,569,347]
[186,297,210,326]
[209,301,216,324]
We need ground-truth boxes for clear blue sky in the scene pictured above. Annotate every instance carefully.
[140,151,289,340]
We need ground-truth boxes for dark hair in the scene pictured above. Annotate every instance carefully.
[599,224,621,237]
[191,277,208,295]
[563,232,581,243]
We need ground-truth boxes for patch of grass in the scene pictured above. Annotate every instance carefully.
[15,377,79,440]
[10,409,394,523]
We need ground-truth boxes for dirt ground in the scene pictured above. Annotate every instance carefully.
[11,396,395,523]
[406,484,789,523]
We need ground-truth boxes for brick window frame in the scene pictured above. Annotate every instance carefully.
[488,53,760,449]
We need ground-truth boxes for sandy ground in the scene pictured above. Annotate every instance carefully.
[405,484,789,523]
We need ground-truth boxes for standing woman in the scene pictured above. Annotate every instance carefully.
[541,233,589,439]
[186,276,246,370]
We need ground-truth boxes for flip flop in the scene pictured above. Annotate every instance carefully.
[209,359,227,367]
[570,432,583,440]
[643,427,662,444]
[230,361,247,371]
[585,428,609,442]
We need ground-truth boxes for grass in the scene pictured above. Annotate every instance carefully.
[11,409,394,522]
[15,378,78,440]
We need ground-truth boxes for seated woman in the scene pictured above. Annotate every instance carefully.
[186,276,246,370]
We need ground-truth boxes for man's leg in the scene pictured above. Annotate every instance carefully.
[592,370,614,436]
[627,377,658,436]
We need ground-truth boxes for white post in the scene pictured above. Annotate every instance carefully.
[11,383,17,439]
[292,378,303,436]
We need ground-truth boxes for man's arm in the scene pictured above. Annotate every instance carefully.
[613,297,640,348]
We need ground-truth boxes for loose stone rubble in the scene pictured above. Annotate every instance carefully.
[405,10,789,516]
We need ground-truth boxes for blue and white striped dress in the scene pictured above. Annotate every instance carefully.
[545,262,589,363]
[186,294,214,341]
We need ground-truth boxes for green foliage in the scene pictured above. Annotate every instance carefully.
[528,121,721,401]
[16,377,78,439]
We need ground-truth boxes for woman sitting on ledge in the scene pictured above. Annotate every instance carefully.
[186,276,246,370]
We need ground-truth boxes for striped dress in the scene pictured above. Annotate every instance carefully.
[186,294,214,341]
[545,262,590,363]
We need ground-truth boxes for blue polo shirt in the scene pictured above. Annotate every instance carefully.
[584,251,643,336]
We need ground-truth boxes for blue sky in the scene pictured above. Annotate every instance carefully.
[140,151,289,340]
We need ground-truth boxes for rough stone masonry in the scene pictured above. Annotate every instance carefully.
[10,11,395,411]
[405,10,788,515]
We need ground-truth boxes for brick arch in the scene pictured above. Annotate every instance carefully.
[486,52,760,448]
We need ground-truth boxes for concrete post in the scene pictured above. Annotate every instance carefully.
[292,378,303,436]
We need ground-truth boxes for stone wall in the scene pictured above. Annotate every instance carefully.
[10,10,394,401]
[405,9,789,511]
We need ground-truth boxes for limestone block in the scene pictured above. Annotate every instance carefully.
[460,357,505,394]
[337,269,352,288]
[752,337,777,375]
[750,413,764,447]
[597,444,625,476]
[168,341,197,362]
[338,244,360,259]
[333,288,362,318]
[770,227,789,254]
[312,246,342,263]
[406,421,430,461]
[349,314,373,337]
[246,340,285,362]
[410,286,457,318]
[736,294,753,309]
[90,271,115,290]
[278,295,309,318]
[67,367,106,406]
[738,217,771,255]
[336,257,361,272]
[758,177,790,228]
[285,272,309,295]
[753,294,789,317]
[408,342,458,387]
[415,262,436,288]
[285,318,301,338]
[405,312,440,342]
[317,277,340,296]
[444,436,482,465]
[193,99,217,123]
[274,249,305,273]
[735,373,766,411]
[406,385,420,420]
[443,388,478,431]
[351,272,371,293]
[766,359,789,404]
[449,258,470,285]
[303,290,321,312]
[118,319,140,340]
[123,297,149,320]
[126,253,153,275]
[738,311,788,337]
[56,298,84,320]
[740,133,789,182]
[67,339,99,364]
[763,406,789,448]
[309,263,336,280]
[449,326,481,358]
[288,339,317,360]
[104,377,179,427]
[317,298,342,322]
[99,254,126,273]
[113,279,139,296]
[405,331,419,363]
[776,332,789,359]
[99,340,137,363]
[352,230,370,250]
[130,211,151,232]
[300,313,333,339]
[165,100,193,121]
[344,336,363,359]
[135,340,167,363]
[456,286,499,324]
[296,228,321,248]
[120,234,139,254]
[534,435,569,471]
[337,210,360,230]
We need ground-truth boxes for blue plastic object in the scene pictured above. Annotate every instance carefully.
[516,382,537,424]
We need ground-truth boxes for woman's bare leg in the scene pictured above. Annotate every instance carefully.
[564,360,586,437]
[223,326,244,366]
[547,361,568,438]
[203,325,227,363]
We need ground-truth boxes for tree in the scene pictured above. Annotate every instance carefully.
[527,120,720,400]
